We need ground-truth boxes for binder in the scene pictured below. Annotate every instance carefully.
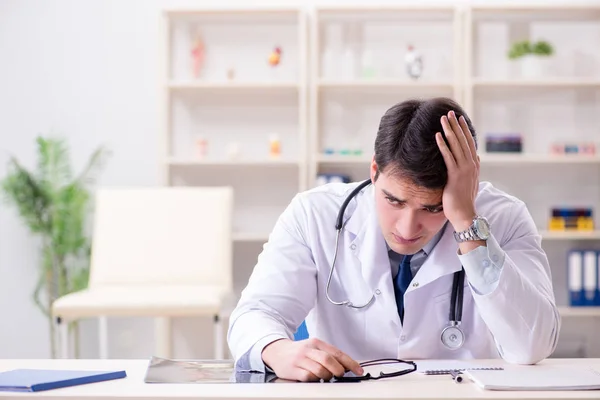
[568,250,584,306]
[583,250,597,306]
[596,252,600,306]
[568,250,600,307]
[0,369,126,392]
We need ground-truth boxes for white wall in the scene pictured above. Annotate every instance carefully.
[1,0,600,360]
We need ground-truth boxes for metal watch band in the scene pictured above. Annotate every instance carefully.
[454,226,477,242]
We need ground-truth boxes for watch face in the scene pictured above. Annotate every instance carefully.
[475,217,490,239]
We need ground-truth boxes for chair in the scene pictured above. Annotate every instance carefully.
[52,186,233,360]
[294,320,309,341]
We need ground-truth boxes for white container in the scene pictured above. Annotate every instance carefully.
[520,55,553,78]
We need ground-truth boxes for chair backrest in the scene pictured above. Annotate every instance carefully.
[88,186,233,290]
[294,320,309,341]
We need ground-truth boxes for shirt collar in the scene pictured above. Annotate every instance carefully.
[421,222,446,256]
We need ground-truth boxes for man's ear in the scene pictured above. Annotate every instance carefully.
[370,156,378,183]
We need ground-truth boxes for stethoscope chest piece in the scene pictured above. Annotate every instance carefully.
[441,323,465,350]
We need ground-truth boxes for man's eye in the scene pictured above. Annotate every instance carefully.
[426,207,443,213]
[385,196,399,205]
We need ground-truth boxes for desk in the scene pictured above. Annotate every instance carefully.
[0,359,599,400]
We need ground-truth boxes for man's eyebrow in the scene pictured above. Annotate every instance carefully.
[423,202,444,209]
[382,189,443,209]
[382,189,403,202]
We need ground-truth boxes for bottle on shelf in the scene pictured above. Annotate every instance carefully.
[340,46,357,79]
[361,49,375,78]
[196,138,208,159]
[405,44,423,80]
[269,134,281,159]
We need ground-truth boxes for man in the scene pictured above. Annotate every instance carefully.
[227,97,560,382]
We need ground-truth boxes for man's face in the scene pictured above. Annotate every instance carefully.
[370,159,448,255]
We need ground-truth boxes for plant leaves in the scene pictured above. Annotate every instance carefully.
[0,135,109,317]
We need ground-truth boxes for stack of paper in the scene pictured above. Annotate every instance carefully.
[465,366,600,391]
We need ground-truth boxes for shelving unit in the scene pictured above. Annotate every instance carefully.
[541,230,600,240]
[167,82,300,92]
[559,307,600,317]
[309,5,462,188]
[158,3,600,357]
[160,7,308,290]
[479,153,600,165]
[464,5,600,353]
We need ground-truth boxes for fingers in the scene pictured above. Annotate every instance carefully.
[313,340,364,376]
[296,356,333,381]
[305,348,345,379]
[436,131,456,171]
[448,111,470,160]
[440,113,466,162]
[458,115,477,162]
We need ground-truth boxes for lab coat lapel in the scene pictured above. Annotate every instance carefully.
[344,185,391,306]
[413,223,463,288]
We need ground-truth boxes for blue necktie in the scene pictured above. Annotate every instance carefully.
[394,254,413,324]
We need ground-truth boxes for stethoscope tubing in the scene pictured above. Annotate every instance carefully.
[324,178,466,348]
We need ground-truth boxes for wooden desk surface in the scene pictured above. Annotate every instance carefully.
[0,358,599,400]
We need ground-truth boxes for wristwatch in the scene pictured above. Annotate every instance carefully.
[453,216,491,242]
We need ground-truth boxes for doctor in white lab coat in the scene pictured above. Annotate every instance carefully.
[227,97,560,382]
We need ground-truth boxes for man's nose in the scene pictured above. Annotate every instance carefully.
[396,210,421,238]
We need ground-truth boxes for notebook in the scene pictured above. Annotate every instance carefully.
[416,360,504,375]
[0,369,127,392]
[465,366,600,391]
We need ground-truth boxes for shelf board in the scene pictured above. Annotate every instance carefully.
[317,5,455,13]
[317,155,371,164]
[235,231,600,244]
[540,230,600,240]
[233,232,270,242]
[479,153,600,164]
[167,158,299,167]
[164,6,300,16]
[168,81,299,90]
[559,307,600,317]
[471,4,600,12]
[318,79,454,90]
[472,78,600,88]
[317,154,600,165]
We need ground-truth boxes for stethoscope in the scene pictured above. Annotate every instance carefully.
[325,178,466,350]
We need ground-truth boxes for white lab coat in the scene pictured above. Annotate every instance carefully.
[228,181,560,371]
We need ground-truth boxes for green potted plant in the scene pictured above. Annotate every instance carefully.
[0,136,110,358]
[508,39,554,78]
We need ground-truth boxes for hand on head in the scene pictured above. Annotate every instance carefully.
[435,110,480,229]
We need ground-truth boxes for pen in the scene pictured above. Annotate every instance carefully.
[449,370,463,383]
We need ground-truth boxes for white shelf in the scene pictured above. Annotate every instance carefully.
[169,81,299,90]
[317,154,371,164]
[318,79,454,90]
[540,230,600,240]
[164,7,301,16]
[479,154,600,165]
[233,232,270,242]
[559,307,600,317]
[317,153,600,166]
[167,158,299,167]
[471,4,600,12]
[472,79,600,88]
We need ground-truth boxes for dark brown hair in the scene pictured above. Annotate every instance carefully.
[373,97,477,189]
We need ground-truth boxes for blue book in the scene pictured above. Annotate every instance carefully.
[0,369,127,392]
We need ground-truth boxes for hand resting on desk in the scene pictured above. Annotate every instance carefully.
[261,338,364,382]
